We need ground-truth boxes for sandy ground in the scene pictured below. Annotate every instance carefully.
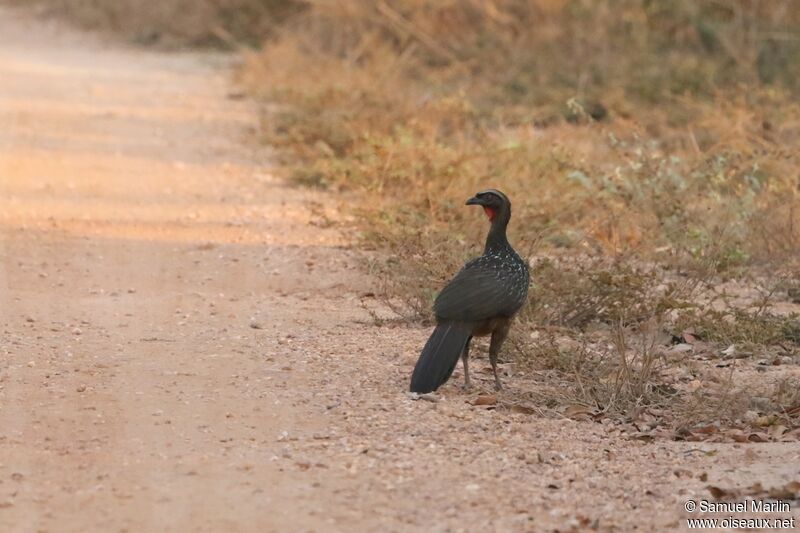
[1,7,799,533]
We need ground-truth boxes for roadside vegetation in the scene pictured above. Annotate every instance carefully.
[241,0,800,440]
[2,0,301,46]
[12,0,800,440]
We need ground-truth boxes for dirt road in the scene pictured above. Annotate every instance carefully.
[0,7,361,532]
[1,7,798,533]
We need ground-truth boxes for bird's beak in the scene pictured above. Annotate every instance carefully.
[465,196,482,206]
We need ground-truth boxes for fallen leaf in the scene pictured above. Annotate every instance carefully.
[508,404,536,415]
[726,429,748,442]
[707,485,733,499]
[564,404,592,420]
[683,424,721,440]
[472,394,497,406]
[783,481,800,495]
[768,425,787,439]
[747,432,769,443]
[782,428,800,441]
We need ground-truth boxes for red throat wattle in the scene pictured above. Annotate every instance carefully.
[483,206,496,221]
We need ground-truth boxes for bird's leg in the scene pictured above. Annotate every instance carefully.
[461,336,473,389]
[489,324,510,391]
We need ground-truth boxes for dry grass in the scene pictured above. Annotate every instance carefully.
[243,1,800,259]
[241,0,800,436]
[1,0,301,47]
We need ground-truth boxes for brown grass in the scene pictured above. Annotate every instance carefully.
[1,0,301,47]
[241,0,800,435]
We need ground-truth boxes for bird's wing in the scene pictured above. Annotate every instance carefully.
[433,259,527,321]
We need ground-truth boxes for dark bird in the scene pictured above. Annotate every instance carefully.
[409,189,529,393]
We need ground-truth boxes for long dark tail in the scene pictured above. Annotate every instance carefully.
[410,321,472,393]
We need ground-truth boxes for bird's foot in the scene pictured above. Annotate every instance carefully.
[494,380,503,391]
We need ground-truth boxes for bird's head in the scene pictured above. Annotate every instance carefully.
[465,189,510,223]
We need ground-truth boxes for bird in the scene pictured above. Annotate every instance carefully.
[409,189,529,393]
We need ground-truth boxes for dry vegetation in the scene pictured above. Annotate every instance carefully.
[2,0,300,46]
[241,0,800,440]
